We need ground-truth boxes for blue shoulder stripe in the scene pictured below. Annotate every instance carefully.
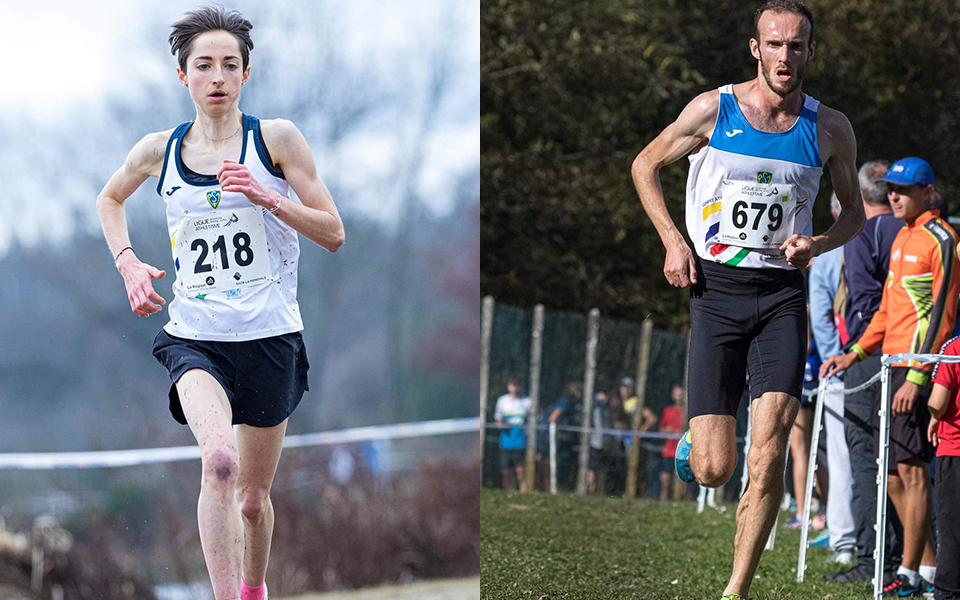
[709,93,822,168]
[156,123,191,196]
[248,114,285,179]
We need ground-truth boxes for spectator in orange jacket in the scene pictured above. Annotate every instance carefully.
[823,157,959,595]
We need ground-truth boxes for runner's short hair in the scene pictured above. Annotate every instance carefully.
[753,0,815,45]
[859,160,892,206]
[169,5,254,72]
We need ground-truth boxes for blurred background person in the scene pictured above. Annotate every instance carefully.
[658,384,684,501]
[824,160,904,584]
[494,376,532,492]
[587,388,613,494]
[807,192,857,563]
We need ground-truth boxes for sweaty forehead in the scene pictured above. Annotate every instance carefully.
[758,11,810,41]
[189,30,242,60]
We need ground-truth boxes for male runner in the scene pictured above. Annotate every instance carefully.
[630,2,864,598]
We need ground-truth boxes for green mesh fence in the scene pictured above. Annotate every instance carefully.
[645,329,688,416]
[488,303,533,398]
[538,310,587,412]
[594,315,641,398]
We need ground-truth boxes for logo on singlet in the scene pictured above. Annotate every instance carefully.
[206,190,222,209]
[756,171,773,184]
[166,186,181,196]
[725,129,743,138]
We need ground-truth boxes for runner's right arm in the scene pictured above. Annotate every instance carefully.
[631,91,719,288]
[97,131,171,317]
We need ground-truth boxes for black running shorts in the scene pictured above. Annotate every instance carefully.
[152,329,310,428]
[878,367,934,466]
[500,448,525,470]
[687,259,806,419]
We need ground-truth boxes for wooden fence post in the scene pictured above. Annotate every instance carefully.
[626,319,654,499]
[479,296,495,471]
[525,305,544,492]
[576,309,601,495]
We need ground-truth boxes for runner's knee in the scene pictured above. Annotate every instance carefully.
[239,490,270,522]
[202,449,240,487]
[695,452,736,487]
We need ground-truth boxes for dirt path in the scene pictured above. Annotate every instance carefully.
[278,577,479,600]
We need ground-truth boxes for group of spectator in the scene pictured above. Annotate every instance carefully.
[493,375,686,499]
[792,157,960,597]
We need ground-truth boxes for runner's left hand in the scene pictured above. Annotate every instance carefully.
[779,234,820,269]
[892,380,920,415]
[218,159,273,208]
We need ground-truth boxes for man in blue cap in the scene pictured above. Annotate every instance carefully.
[823,157,958,596]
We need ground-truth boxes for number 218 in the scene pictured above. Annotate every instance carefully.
[192,232,254,273]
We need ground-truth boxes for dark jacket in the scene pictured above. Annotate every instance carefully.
[842,212,904,351]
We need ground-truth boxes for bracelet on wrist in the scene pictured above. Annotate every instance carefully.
[267,191,283,214]
[114,246,133,265]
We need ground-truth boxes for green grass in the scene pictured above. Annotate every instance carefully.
[481,488,877,600]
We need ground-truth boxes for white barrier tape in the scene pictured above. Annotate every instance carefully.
[485,423,747,443]
[486,422,678,439]
[883,352,960,366]
[0,418,480,471]
[843,370,883,395]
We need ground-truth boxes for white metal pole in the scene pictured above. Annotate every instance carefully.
[549,422,558,494]
[797,378,828,582]
[766,458,788,551]
[874,358,892,600]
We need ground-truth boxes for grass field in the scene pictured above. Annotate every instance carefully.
[481,489,878,600]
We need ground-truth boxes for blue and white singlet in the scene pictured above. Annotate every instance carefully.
[686,84,824,269]
[156,114,303,341]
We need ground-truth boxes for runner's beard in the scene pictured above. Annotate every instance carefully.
[760,55,805,98]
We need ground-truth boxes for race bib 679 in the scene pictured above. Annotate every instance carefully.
[718,180,796,249]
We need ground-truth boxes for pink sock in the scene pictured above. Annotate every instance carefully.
[241,578,266,600]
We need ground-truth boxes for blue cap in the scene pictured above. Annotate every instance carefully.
[876,157,934,186]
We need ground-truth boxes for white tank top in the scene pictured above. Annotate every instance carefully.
[156,114,303,341]
[686,85,824,269]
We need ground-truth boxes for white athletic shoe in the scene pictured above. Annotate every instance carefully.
[827,549,855,565]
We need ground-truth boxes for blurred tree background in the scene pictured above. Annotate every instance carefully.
[481,0,960,330]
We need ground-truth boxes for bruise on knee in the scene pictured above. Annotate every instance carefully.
[215,463,233,483]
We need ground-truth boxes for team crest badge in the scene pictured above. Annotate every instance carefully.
[756,171,773,184]
[206,190,222,209]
